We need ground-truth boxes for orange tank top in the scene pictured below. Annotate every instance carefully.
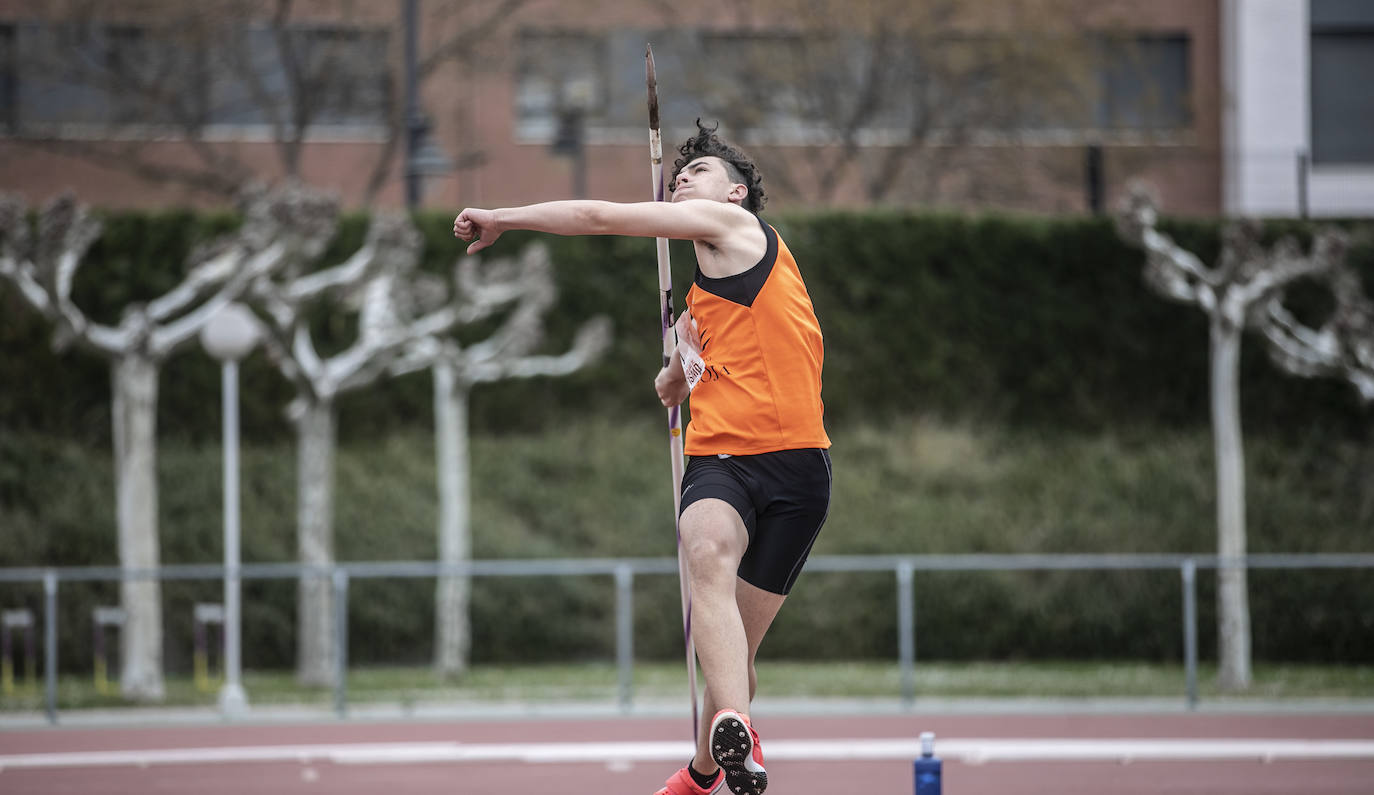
[683,217,830,456]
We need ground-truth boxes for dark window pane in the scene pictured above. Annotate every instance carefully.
[514,30,607,140]
[12,23,206,128]
[1311,31,1374,163]
[101,25,208,126]
[929,35,1027,132]
[1097,34,1191,130]
[1311,0,1374,29]
[208,25,389,127]
[600,29,698,132]
[15,23,113,124]
[688,30,908,138]
[208,27,281,125]
[290,27,390,126]
[698,32,810,131]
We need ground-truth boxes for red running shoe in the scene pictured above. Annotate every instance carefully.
[655,764,723,795]
[709,710,767,795]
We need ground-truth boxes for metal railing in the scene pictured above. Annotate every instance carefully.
[2,552,1372,724]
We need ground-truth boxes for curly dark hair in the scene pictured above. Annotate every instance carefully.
[669,119,767,213]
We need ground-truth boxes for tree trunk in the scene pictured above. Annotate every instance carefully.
[433,362,472,677]
[1210,317,1252,691]
[111,354,166,701]
[295,399,338,687]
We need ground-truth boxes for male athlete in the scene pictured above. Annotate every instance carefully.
[453,121,831,795]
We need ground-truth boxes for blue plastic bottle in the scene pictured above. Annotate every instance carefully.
[913,731,942,795]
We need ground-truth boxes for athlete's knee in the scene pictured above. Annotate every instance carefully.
[679,503,746,573]
[683,534,740,586]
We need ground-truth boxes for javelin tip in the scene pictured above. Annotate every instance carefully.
[645,44,660,131]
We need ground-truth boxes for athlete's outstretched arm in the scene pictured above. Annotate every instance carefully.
[452,199,746,255]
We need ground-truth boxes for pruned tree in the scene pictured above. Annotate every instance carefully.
[1260,236,1371,402]
[0,185,321,700]
[8,0,528,204]
[246,192,460,686]
[391,243,611,676]
[1115,183,1339,691]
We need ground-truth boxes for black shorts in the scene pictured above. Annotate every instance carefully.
[679,448,832,595]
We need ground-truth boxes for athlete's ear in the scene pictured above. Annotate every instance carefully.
[727,181,748,205]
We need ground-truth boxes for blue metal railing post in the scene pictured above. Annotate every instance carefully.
[615,564,635,712]
[43,569,58,725]
[1182,558,1198,710]
[897,560,916,705]
[332,569,349,719]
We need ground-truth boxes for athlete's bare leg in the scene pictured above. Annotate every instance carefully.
[676,505,785,779]
[679,496,750,725]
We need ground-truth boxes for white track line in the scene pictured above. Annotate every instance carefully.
[3,738,1374,771]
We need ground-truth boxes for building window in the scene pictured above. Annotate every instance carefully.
[689,30,1193,139]
[514,28,712,142]
[514,31,607,141]
[15,22,114,125]
[698,32,813,133]
[8,23,209,128]
[284,26,390,127]
[102,25,209,127]
[1311,0,1374,164]
[6,21,387,134]
[511,28,1191,145]
[1094,33,1191,131]
[209,25,390,128]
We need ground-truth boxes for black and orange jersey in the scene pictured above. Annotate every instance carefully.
[683,216,830,456]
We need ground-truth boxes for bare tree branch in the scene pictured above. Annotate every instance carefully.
[391,242,610,383]
[1260,231,1374,403]
[0,195,53,315]
[466,314,611,382]
[1116,181,1220,310]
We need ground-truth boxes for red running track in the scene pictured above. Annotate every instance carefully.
[2,711,1373,794]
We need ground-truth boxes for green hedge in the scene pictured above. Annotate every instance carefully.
[3,209,1372,445]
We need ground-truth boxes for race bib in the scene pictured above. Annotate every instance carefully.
[675,312,705,393]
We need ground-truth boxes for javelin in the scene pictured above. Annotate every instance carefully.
[646,43,699,741]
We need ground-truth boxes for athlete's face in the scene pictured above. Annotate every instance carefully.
[672,156,746,205]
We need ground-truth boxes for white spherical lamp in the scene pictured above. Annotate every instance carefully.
[201,303,261,362]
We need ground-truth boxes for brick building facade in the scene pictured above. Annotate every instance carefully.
[0,1,1366,216]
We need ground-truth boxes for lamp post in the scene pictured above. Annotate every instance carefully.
[403,0,453,207]
[199,302,260,716]
[551,77,594,198]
